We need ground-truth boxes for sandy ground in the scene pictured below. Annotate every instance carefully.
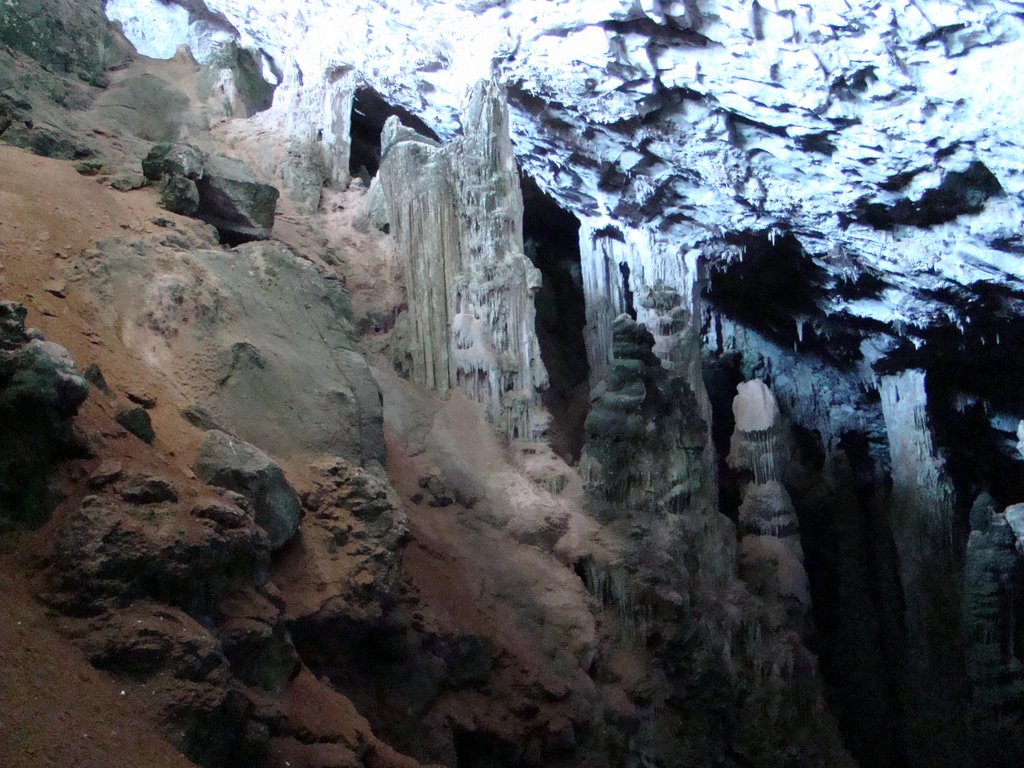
[0,144,224,766]
[0,570,195,768]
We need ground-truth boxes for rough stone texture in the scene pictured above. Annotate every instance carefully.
[275,456,409,631]
[142,142,279,240]
[193,429,301,550]
[581,314,708,511]
[0,0,130,87]
[116,1,1022,335]
[962,499,1024,766]
[578,314,852,767]
[0,301,88,530]
[54,490,270,615]
[72,602,271,768]
[106,0,235,64]
[116,405,156,443]
[378,80,549,442]
[81,238,385,465]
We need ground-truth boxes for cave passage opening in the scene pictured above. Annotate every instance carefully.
[521,173,590,464]
[706,229,827,348]
[349,87,438,179]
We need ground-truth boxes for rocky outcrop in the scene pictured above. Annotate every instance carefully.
[378,80,548,442]
[54,486,270,614]
[80,237,385,464]
[963,495,1024,765]
[0,301,89,530]
[142,142,279,241]
[193,430,302,550]
[0,0,130,87]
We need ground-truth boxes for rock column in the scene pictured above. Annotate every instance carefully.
[727,380,810,613]
[379,80,548,441]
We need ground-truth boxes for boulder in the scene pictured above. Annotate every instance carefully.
[116,405,155,443]
[142,143,279,241]
[193,430,301,549]
[218,617,299,692]
[120,476,178,505]
[197,154,280,241]
[142,143,206,181]
[56,494,270,613]
[82,362,110,394]
[160,174,200,215]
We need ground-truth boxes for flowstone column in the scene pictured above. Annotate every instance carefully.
[879,369,966,767]
[378,80,548,441]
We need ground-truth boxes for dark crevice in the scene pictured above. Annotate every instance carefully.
[349,87,438,178]
[705,229,850,358]
[618,262,636,320]
[701,352,743,523]
[785,427,910,768]
[846,161,1003,230]
[521,173,589,463]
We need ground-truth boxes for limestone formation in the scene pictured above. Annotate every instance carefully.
[579,316,852,767]
[727,380,809,611]
[963,496,1024,761]
[880,369,968,764]
[378,80,549,442]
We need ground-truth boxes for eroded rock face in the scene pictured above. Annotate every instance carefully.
[80,237,385,465]
[378,80,549,441]
[55,488,270,615]
[118,1,1024,334]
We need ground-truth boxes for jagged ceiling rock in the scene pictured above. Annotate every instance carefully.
[108,0,1024,334]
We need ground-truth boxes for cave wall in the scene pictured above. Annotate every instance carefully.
[51,1,1024,766]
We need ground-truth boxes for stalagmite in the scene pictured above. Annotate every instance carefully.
[727,379,810,611]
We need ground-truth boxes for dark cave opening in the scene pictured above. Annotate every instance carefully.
[848,160,1004,231]
[349,87,438,179]
[454,730,523,768]
[521,173,590,464]
[705,228,876,367]
[878,282,1024,517]
[701,350,744,524]
[707,229,825,344]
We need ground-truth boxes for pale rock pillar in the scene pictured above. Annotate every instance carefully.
[378,80,548,442]
[728,379,810,611]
